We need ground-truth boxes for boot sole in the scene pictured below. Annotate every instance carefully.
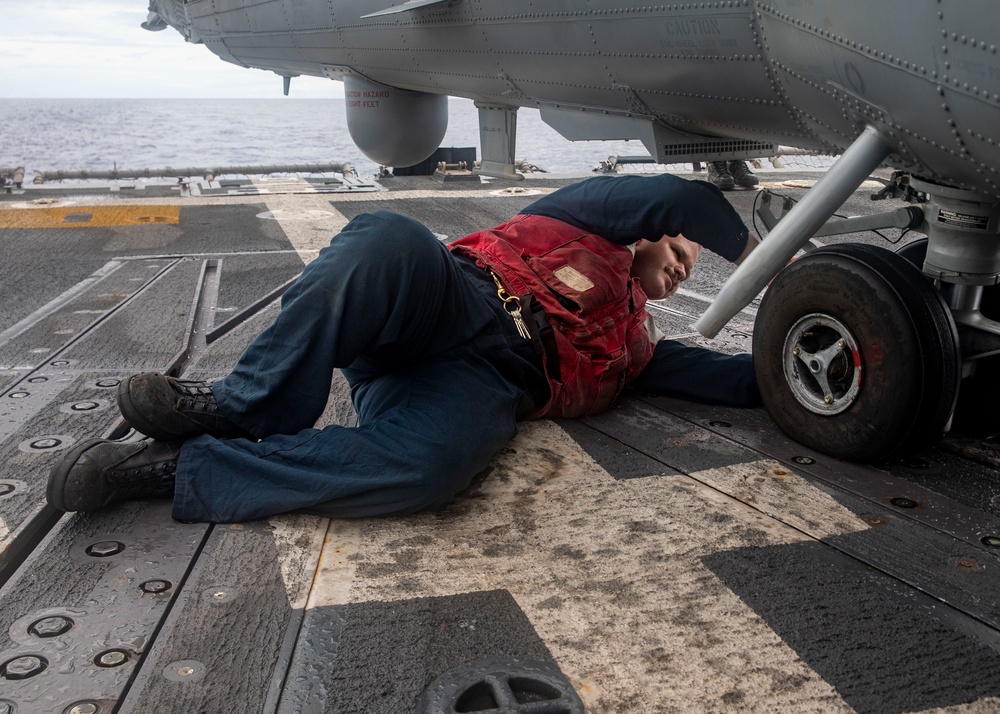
[47,438,109,512]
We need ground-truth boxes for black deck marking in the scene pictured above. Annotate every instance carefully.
[581,396,764,473]
[555,417,681,480]
[281,589,553,714]
[703,540,1000,714]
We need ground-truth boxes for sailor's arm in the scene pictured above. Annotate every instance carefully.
[630,338,762,407]
[520,174,754,263]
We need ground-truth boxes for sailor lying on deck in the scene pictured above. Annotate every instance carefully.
[47,174,761,523]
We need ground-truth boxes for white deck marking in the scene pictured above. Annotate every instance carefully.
[252,178,351,265]
[304,420,871,710]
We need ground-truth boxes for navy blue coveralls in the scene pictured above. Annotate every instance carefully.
[172,175,760,523]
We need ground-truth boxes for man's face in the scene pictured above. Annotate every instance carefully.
[630,234,701,300]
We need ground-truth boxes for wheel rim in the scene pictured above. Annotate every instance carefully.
[782,313,863,415]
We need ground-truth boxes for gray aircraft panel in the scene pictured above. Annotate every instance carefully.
[202,38,245,68]
[185,0,251,35]
[245,0,293,34]
[280,29,341,57]
[221,39,308,67]
[362,0,459,20]
[284,0,336,30]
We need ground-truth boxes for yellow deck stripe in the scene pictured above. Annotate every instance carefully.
[0,205,180,229]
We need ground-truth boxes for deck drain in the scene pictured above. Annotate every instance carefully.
[417,656,583,714]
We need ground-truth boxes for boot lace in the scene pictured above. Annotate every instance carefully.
[107,455,177,496]
[173,379,218,414]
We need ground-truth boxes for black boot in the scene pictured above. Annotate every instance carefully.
[728,160,759,188]
[707,161,735,190]
[117,372,254,441]
[47,439,181,512]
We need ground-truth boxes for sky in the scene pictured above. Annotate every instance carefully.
[0,0,344,98]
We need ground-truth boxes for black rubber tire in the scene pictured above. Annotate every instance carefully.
[894,238,1000,435]
[753,243,960,462]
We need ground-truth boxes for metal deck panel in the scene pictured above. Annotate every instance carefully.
[213,252,304,327]
[0,372,127,581]
[0,501,206,711]
[0,260,179,372]
[330,195,551,244]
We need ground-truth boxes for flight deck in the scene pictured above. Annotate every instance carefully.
[0,168,999,713]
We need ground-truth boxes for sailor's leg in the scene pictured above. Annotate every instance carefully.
[172,349,531,523]
[212,211,496,437]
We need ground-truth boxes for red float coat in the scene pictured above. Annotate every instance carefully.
[450,214,655,419]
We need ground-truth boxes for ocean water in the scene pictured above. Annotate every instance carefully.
[0,97,646,179]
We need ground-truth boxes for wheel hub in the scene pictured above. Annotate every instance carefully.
[782,313,862,415]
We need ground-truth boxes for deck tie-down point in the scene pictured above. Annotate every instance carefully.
[418,655,584,713]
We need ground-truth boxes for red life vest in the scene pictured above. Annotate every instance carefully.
[450,214,655,419]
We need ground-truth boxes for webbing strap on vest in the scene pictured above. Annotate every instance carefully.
[518,293,560,380]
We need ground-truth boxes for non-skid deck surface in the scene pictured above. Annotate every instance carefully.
[0,174,998,712]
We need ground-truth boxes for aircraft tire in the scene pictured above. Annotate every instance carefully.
[895,238,1000,435]
[753,243,959,462]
